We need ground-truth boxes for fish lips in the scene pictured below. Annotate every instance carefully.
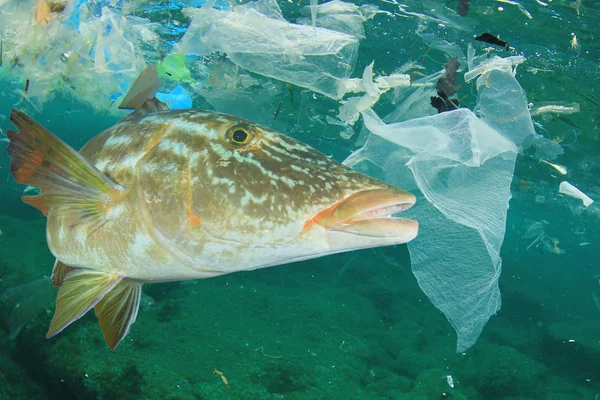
[307,187,419,243]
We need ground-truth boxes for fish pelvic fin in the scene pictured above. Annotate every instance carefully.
[94,279,142,350]
[47,270,122,340]
[51,259,75,287]
[6,109,125,231]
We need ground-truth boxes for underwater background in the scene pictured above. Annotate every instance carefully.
[0,0,599,399]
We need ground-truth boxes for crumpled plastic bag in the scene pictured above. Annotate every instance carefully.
[344,47,533,352]
[176,0,360,99]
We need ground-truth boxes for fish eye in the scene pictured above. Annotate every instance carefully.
[226,126,254,146]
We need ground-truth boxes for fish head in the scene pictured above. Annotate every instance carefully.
[161,111,418,271]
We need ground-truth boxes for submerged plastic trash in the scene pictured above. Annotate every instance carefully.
[157,53,194,83]
[299,0,380,39]
[345,48,533,352]
[176,0,360,99]
[0,1,153,112]
[530,102,580,117]
[523,221,564,255]
[337,62,411,125]
[156,85,193,109]
[559,181,594,207]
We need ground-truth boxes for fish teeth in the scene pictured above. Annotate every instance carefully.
[362,203,410,218]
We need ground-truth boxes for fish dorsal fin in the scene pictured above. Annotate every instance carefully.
[119,65,169,120]
[119,65,163,110]
[122,97,170,121]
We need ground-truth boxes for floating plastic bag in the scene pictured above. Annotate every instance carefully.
[345,48,533,352]
[176,0,359,99]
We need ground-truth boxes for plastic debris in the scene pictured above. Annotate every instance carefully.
[157,54,194,83]
[495,0,533,19]
[337,62,411,125]
[310,0,318,27]
[533,135,565,161]
[530,102,580,117]
[523,221,564,255]
[430,57,461,113]
[299,0,380,39]
[559,181,594,207]
[345,47,534,352]
[176,0,361,99]
[0,1,154,112]
[156,85,193,109]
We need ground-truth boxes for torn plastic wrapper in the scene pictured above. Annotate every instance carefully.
[559,181,594,208]
[344,48,533,352]
[336,62,411,125]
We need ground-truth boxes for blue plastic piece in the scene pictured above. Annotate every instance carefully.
[156,86,193,109]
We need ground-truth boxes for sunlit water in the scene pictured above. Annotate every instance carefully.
[0,0,599,399]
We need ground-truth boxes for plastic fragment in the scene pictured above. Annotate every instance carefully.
[530,103,580,117]
[156,86,193,109]
[157,54,194,83]
[495,0,533,19]
[310,0,318,27]
[337,62,411,125]
[299,0,379,39]
[559,181,594,207]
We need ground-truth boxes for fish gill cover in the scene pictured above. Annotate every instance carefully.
[0,0,598,358]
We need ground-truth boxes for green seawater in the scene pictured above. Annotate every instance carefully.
[0,0,599,399]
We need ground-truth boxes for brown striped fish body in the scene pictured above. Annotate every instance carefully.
[6,85,417,349]
[49,109,417,282]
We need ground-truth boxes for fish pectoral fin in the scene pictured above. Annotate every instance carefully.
[51,259,75,287]
[47,270,122,340]
[94,279,142,350]
[7,109,125,232]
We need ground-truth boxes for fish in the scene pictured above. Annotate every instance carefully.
[4,67,418,350]
[540,159,567,175]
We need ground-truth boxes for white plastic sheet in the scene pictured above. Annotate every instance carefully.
[345,49,534,351]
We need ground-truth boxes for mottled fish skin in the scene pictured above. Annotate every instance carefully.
[47,109,411,282]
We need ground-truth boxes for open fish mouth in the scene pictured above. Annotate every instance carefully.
[305,187,418,239]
